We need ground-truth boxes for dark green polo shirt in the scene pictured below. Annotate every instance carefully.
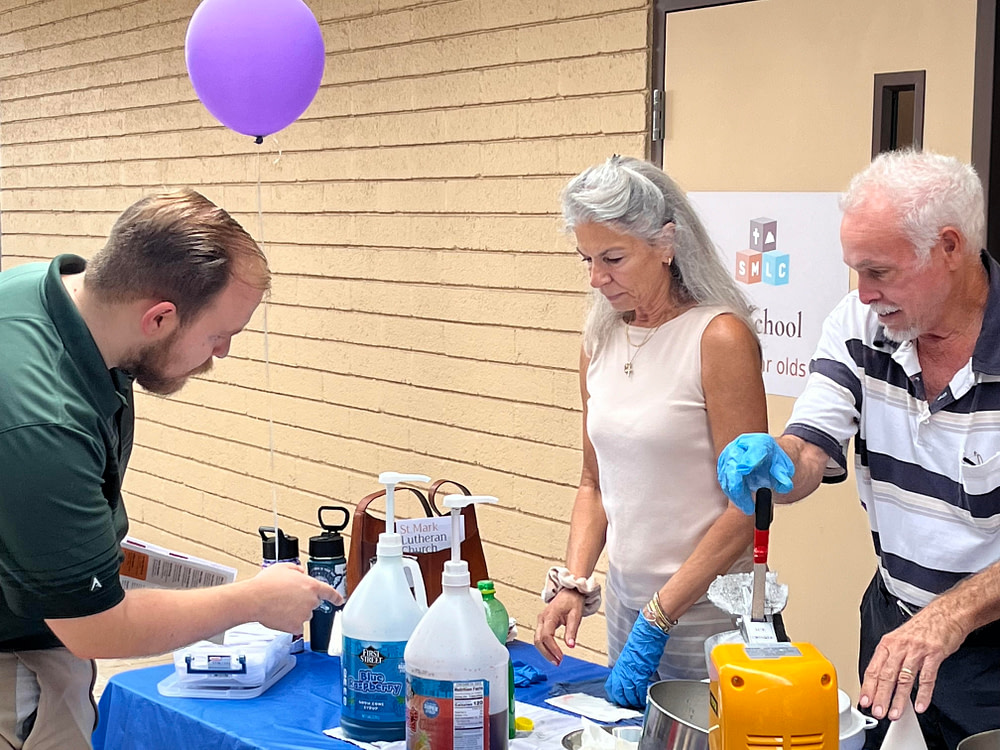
[0,255,133,650]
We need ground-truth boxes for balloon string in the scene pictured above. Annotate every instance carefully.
[256,140,280,556]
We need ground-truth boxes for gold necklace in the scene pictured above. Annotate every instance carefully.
[623,321,664,377]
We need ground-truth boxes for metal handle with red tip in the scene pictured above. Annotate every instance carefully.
[751,488,772,621]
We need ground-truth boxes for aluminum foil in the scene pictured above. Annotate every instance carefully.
[708,571,788,617]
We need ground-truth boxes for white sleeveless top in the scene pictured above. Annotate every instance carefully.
[587,305,752,609]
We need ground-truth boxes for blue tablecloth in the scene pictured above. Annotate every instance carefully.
[92,641,612,750]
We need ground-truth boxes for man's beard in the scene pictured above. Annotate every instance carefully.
[120,334,213,396]
[871,304,920,343]
[880,324,921,343]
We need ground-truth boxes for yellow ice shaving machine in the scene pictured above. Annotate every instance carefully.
[707,489,839,748]
[708,641,839,749]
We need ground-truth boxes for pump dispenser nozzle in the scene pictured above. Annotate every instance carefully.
[378,472,430,537]
[441,494,498,588]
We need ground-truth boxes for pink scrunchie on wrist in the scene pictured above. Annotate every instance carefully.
[540,566,602,616]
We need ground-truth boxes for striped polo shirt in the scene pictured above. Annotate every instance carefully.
[784,252,1000,608]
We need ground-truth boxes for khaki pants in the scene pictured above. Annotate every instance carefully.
[0,649,96,750]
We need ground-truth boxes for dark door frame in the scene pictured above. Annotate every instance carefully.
[872,70,926,158]
[974,0,1000,256]
[651,0,1000,255]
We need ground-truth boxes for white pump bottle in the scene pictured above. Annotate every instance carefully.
[404,495,509,750]
[340,472,430,742]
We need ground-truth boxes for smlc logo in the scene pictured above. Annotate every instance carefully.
[359,646,385,668]
[735,216,789,286]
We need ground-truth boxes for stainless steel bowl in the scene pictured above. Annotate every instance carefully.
[638,680,709,750]
[959,729,1000,750]
[561,725,614,750]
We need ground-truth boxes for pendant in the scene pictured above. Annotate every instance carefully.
[624,361,634,377]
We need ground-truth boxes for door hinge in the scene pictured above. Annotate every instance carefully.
[651,89,664,142]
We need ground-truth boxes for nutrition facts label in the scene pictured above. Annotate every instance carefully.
[452,682,485,750]
[406,676,489,750]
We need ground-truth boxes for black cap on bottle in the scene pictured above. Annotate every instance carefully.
[309,506,350,559]
[259,526,299,561]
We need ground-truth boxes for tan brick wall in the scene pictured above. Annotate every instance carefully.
[0,0,650,665]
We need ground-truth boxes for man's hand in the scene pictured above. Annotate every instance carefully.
[248,563,342,634]
[535,589,586,666]
[604,615,669,709]
[717,433,795,513]
[46,562,344,660]
[860,605,967,720]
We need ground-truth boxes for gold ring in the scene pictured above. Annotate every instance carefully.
[899,667,914,676]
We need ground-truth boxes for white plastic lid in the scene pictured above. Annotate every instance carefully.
[442,560,470,588]
[376,532,403,557]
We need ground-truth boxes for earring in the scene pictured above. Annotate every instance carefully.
[666,258,673,266]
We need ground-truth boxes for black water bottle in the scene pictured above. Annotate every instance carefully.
[259,525,304,652]
[259,525,300,568]
[307,506,350,653]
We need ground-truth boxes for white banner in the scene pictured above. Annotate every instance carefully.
[688,192,851,398]
[394,516,465,554]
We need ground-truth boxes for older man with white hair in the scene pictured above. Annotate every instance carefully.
[717,150,1000,749]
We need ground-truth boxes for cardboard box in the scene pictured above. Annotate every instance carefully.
[119,537,237,591]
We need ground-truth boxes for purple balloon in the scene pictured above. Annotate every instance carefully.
[185,0,325,139]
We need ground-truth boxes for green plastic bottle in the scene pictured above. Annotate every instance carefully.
[478,580,516,740]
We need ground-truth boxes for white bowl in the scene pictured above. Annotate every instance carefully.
[838,691,878,750]
[838,690,852,734]
[841,728,866,750]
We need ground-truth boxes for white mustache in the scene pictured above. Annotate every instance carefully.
[870,304,900,316]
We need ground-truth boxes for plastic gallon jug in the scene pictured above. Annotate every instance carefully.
[405,495,509,750]
[340,473,430,742]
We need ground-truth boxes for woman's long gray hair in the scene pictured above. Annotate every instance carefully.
[562,155,758,354]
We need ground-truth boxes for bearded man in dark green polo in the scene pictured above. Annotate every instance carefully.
[0,190,339,749]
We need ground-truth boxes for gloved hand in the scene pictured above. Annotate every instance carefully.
[604,615,669,709]
[716,433,795,514]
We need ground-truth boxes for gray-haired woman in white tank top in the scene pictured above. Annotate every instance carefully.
[534,155,768,708]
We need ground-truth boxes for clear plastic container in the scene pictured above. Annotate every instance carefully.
[704,629,743,680]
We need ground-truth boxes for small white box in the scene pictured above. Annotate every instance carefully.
[168,624,293,692]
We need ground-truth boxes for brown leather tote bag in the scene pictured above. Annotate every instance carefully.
[345,479,490,605]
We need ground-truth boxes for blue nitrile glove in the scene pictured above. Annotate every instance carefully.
[512,661,547,687]
[716,433,795,514]
[604,615,669,709]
